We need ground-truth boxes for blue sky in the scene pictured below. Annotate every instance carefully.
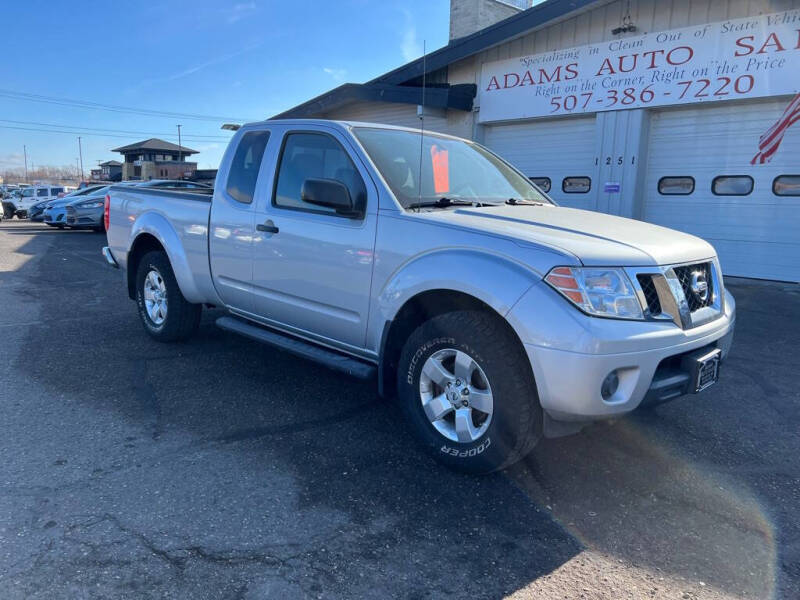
[0,1,450,172]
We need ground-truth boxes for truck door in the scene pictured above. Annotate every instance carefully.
[249,126,378,350]
[208,129,271,313]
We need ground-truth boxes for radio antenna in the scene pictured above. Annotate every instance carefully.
[417,40,426,211]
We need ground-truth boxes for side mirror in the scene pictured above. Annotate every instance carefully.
[301,178,360,217]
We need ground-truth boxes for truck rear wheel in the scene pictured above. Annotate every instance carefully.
[396,310,542,474]
[135,251,201,342]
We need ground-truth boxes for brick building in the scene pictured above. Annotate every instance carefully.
[111,138,198,181]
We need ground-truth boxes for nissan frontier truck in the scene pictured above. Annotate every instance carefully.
[102,120,735,473]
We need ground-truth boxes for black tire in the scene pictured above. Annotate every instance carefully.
[396,310,542,474]
[135,250,201,342]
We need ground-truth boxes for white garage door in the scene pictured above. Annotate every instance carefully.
[644,99,800,282]
[484,116,598,210]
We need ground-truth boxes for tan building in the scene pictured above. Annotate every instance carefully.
[112,138,198,181]
[277,0,800,282]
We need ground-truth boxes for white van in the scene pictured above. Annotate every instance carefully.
[3,184,66,218]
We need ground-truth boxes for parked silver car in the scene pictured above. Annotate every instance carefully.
[43,186,105,228]
[65,186,111,231]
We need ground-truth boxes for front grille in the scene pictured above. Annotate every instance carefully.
[637,274,661,315]
[673,262,714,311]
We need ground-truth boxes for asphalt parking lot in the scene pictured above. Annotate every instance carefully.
[0,219,798,600]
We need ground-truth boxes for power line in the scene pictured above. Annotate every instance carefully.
[0,124,231,142]
[0,118,230,140]
[0,88,259,122]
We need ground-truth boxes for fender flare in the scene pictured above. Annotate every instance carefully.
[374,248,541,395]
[377,248,540,325]
[128,212,206,304]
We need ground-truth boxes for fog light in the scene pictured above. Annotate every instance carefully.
[601,371,620,400]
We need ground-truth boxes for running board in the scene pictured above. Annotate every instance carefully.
[215,316,376,380]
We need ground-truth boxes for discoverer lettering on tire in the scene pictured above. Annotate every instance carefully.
[396,310,542,474]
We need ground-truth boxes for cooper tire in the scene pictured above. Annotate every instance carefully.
[135,250,201,342]
[397,310,542,474]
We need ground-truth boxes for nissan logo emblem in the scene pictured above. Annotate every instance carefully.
[690,271,709,302]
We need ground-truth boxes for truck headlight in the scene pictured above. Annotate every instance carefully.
[545,266,643,320]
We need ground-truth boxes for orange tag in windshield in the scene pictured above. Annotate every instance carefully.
[430,145,450,194]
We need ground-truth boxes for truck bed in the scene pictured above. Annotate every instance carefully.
[105,184,219,306]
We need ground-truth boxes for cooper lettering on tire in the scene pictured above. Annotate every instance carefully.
[397,310,542,474]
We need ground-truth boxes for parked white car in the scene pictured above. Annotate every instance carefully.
[4,184,66,218]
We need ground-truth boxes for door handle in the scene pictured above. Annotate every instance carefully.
[257,220,279,234]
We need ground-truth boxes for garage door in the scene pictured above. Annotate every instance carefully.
[644,99,800,282]
[484,116,598,210]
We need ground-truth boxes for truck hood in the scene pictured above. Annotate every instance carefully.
[422,204,716,267]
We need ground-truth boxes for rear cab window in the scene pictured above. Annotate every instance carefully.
[226,130,271,204]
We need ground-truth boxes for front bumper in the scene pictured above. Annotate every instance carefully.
[509,281,736,421]
[43,208,67,225]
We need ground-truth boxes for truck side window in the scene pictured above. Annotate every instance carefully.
[226,130,270,204]
[273,132,366,216]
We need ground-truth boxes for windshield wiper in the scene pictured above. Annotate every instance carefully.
[506,198,547,206]
[406,197,479,210]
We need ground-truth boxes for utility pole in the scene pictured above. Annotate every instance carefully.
[77,136,84,180]
[177,124,183,162]
[76,158,80,179]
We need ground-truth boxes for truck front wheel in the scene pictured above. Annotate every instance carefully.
[396,310,542,474]
[135,251,201,342]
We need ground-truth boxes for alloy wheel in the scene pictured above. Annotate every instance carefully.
[419,348,494,443]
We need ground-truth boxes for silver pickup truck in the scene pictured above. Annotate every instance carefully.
[103,119,735,473]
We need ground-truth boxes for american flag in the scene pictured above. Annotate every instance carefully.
[751,93,800,165]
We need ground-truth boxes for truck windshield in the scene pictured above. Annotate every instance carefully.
[352,127,551,209]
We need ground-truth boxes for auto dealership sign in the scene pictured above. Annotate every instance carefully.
[478,9,800,122]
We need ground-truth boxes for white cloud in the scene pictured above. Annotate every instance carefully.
[323,67,347,82]
[400,10,422,62]
[226,2,257,24]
